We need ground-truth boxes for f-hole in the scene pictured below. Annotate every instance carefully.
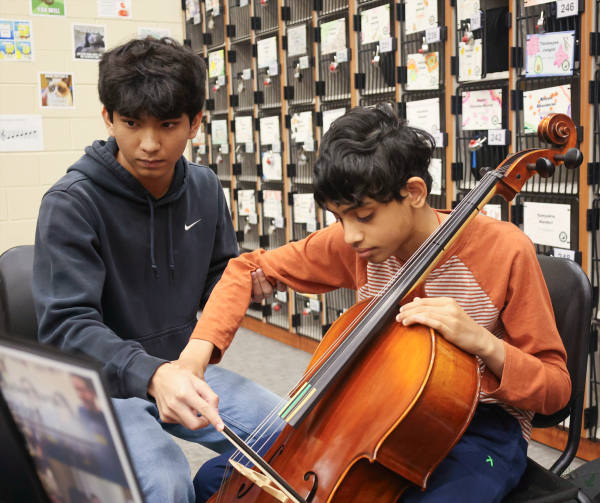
[237,445,284,499]
[303,471,318,502]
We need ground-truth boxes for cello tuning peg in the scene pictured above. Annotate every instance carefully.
[527,157,555,178]
[479,167,495,176]
[554,148,583,170]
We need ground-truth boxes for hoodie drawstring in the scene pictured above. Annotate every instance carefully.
[167,205,175,279]
[146,195,159,279]
[146,195,175,280]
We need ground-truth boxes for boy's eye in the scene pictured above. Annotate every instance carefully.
[123,120,136,127]
[162,122,177,128]
[357,213,373,223]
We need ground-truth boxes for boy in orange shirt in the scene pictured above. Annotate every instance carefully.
[181,104,570,502]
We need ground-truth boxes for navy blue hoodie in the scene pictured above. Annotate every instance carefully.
[33,137,238,400]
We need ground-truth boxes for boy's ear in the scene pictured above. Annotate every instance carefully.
[188,111,203,140]
[101,107,115,137]
[404,177,428,208]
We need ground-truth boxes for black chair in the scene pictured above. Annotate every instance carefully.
[503,255,593,503]
[0,245,37,341]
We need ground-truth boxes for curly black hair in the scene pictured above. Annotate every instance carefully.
[98,37,206,125]
[313,104,436,208]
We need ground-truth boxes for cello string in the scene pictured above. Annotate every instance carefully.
[214,172,501,499]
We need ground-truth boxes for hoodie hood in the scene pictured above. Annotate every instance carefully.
[68,137,188,279]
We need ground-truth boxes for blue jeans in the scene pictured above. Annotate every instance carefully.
[112,365,284,503]
[196,403,527,503]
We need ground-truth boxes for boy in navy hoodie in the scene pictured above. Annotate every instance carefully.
[33,37,282,503]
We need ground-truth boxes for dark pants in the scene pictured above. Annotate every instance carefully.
[195,403,528,503]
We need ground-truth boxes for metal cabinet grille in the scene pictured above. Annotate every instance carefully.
[256,35,282,109]
[285,23,315,105]
[400,0,445,91]
[192,145,210,167]
[454,81,509,191]
[236,181,260,252]
[515,0,581,73]
[596,0,600,66]
[514,75,580,194]
[294,292,323,340]
[321,0,348,16]
[230,41,254,113]
[288,105,317,185]
[264,294,290,329]
[511,194,579,254]
[254,0,279,34]
[185,19,204,52]
[233,116,258,182]
[285,0,312,25]
[357,0,396,96]
[324,288,355,327]
[400,90,447,209]
[291,184,319,241]
[229,0,252,42]
[210,138,231,180]
[205,2,225,48]
[592,200,600,321]
[247,302,264,320]
[359,93,395,107]
[318,13,351,101]
[260,182,286,250]
[593,71,600,195]
[208,49,229,115]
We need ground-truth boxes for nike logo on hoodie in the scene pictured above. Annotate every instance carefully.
[185,219,201,230]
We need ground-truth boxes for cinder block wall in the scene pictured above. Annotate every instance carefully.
[0,0,184,254]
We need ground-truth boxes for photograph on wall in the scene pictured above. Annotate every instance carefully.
[461,89,503,130]
[458,39,482,82]
[30,0,65,16]
[405,0,438,35]
[97,0,132,19]
[287,24,307,57]
[0,114,44,152]
[320,18,346,55]
[360,4,390,44]
[523,85,571,134]
[429,158,443,196]
[72,24,106,61]
[406,97,441,133]
[526,31,575,77]
[209,50,225,78]
[0,20,34,61]
[0,345,143,503]
[138,27,171,40]
[39,72,75,109]
[257,36,278,69]
[406,52,439,90]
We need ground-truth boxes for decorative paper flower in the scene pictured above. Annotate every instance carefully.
[527,35,540,57]
[554,44,568,68]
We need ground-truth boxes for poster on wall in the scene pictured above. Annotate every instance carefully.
[406,52,440,90]
[72,24,106,61]
[526,31,575,77]
[360,5,390,44]
[405,0,438,35]
[263,190,283,219]
[458,39,482,82]
[406,98,440,133]
[138,27,171,40]
[0,20,34,62]
[259,116,280,145]
[209,50,225,78]
[0,115,44,152]
[293,193,316,225]
[210,119,228,145]
[456,0,479,26]
[322,108,346,134]
[97,0,132,19]
[523,202,571,248]
[523,85,571,134]
[235,116,253,144]
[262,152,283,181]
[185,0,201,24]
[287,24,307,57]
[290,111,313,144]
[257,37,278,69]
[461,89,502,130]
[237,190,256,216]
[320,18,346,55]
[39,72,75,109]
[30,0,65,17]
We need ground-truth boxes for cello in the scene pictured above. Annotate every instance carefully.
[208,113,583,503]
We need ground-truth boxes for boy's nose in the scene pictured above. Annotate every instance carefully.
[140,134,160,153]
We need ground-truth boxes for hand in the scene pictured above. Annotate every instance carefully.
[172,339,215,380]
[148,363,224,432]
[396,297,490,356]
[251,268,287,303]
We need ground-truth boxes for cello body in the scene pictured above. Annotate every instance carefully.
[208,297,480,502]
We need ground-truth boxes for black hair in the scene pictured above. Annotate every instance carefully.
[98,37,206,125]
[313,104,436,208]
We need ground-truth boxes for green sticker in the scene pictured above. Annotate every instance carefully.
[31,0,66,17]
[486,456,493,467]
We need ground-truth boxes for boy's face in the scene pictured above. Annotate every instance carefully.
[324,177,431,264]
[102,108,202,183]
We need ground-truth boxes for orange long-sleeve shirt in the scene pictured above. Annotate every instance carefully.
[192,211,571,440]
